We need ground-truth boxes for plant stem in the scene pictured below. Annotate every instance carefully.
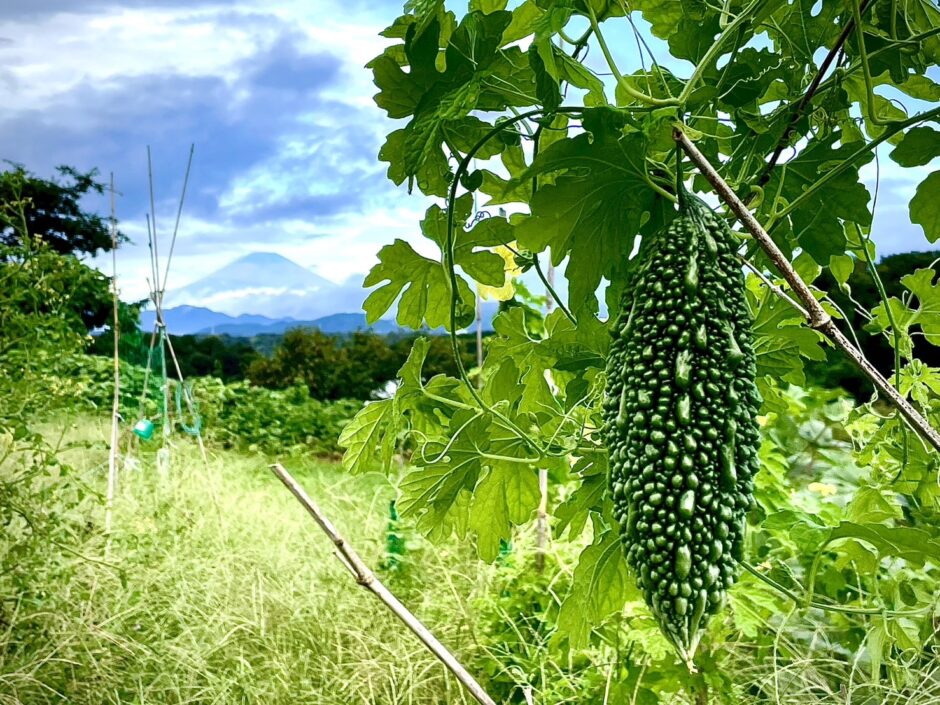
[851,0,893,126]
[586,4,678,107]
[533,255,576,323]
[674,125,940,453]
[677,0,759,105]
[105,173,120,558]
[858,224,910,466]
[740,561,927,616]
[753,0,876,194]
[776,105,940,221]
[445,108,585,453]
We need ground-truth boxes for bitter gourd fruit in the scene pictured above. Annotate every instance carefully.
[601,194,760,664]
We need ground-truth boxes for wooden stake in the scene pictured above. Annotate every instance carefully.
[674,126,940,453]
[269,463,497,705]
[105,173,120,554]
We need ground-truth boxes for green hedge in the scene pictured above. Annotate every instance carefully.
[73,355,361,456]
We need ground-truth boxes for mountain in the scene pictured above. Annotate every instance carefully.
[164,252,364,319]
[287,313,401,335]
[194,312,403,337]
[139,306,410,336]
[140,304,502,337]
[140,306,286,334]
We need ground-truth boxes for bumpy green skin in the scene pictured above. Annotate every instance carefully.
[601,199,760,662]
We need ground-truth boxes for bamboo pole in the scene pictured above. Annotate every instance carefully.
[269,463,497,705]
[673,126,940,453]
[105,173,120,553]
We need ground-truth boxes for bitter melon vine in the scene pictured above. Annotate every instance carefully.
[346,0,940,686]
[602,194,760,662]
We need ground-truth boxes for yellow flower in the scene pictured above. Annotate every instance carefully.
[808,482,837,496]
[477,243,523,302]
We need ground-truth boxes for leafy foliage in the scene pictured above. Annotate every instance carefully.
[1,165,123,331]
[73,355,360,457]
[347,0,940,687]
[0,163,122,258]
[0,239,99,648]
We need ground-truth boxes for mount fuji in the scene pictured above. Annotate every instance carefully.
[162,252,366,320]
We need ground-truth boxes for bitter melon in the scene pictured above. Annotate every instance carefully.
[601,195,760,664]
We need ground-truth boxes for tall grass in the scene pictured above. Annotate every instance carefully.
[3,416,939,705]
[1,417,486,705]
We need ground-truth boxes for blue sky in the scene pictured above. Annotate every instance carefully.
[0,0,935,305]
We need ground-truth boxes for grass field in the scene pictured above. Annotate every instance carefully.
[2,415,504,705]
[4,416,940,705]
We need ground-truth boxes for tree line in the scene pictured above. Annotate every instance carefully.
[89,327,477,401]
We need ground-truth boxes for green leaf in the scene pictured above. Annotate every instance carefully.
[400,465,474,542]
[371,11,524,195]
[554,459,607,539]
[553,49,606,106]
[911,171,940,242]
[762,132,872,264]
[529,42,561,111]
[668,12,720,64]
[729,573,788,639]
[502,0,543,45]
[363,194,518,328]
[845,486,902,525]
[556,529,637,648]
[898,359,940,409]
[441,116,508,159]
[363,239,475,330]
[716,48,794,109]
[419,196,508,286]
[399,410,485,531]
[766,0,844,64]
[871,268,940,351]
[401,409,541,557]
[628,0,689,42]
[890,127,940,168]
[379,128,453,198]
[829,254,855,288]
[513,110,660,312]
[338,398,397,474]
[479,143,531,205]
[478,46,539,109]
[747,275,826,385]
[896,74,940,102]
[829,522,940,568]
[468,464,541,561]
[470,0,507,12]
[763,509,831,552]
[397,336,431,392]
[765,510,940,568]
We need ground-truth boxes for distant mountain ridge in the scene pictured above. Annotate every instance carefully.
[139,306,284,333]
[140,306,404,336]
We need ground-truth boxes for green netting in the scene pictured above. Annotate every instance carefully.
[133,326,202,440]
[174,379,202,436]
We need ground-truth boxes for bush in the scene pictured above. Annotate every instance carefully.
[71,355,359,456]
